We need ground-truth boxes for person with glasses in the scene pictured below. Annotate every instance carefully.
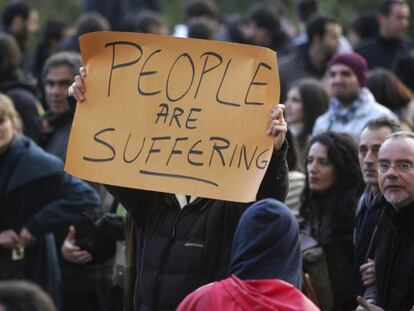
[357,131,414,310]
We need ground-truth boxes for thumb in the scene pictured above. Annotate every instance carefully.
[357,296,373,310]
[367,258,374,263]
[67,226,76,241]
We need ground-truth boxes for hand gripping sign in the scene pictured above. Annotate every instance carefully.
[65,32,280,203]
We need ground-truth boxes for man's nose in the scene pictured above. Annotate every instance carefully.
[364,150,375,164]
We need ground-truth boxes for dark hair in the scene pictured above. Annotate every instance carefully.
[0,33,22,81]
[306,13,338,42]
[247,3,289,51]
[184,0,218,22]
[76,12,110,36]
[1,1,31,30]
[363,116,402,133]
[300,132,364,242]
[0,280,56,311]
[120,10,165,33]
[349,11,379,41]
[31,19,69,76]
[41,52,82,84]
[394,50,414,91]
[188,20,214,39]
[366,68,413,111]
[379,0,407,16]
[290,78,329,148]
[42,19,69,42]
[296,0,318,22]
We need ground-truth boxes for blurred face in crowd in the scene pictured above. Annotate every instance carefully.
[307,142,336,192]
[242,20,272,47]
[148,22,168,35]
[321,22,342,60]
[27,9,40,35]
[0,114,17,154]
[10,9,39,42]
[380,3,410,39]
[45,65,73,115]
[378,136,414,210]
[284,87,303,124]
[328,63,361,105]
[359,126,392,194]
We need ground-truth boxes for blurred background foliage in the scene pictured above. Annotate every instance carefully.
[0,0,413,35]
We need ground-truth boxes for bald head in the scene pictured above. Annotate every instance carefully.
[378,132,414,210]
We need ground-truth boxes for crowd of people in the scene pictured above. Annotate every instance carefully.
[1,0,414,310]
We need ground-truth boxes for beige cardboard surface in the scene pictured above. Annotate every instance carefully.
[65,31,280,202]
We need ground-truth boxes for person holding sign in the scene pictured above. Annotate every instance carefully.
[69,65,288,311]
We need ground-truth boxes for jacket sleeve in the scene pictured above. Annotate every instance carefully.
[24,173,101,237]
[105,185,151,225]
[256,141,289,202]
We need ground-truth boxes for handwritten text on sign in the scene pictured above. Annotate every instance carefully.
[65,32,279,202]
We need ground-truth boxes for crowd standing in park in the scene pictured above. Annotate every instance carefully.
[1,0,414,310]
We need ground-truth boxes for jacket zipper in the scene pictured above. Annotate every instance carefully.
[153,210,182,310]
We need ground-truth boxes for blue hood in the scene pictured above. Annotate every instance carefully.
[229,198,302,288]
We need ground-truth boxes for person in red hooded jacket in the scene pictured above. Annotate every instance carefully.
[177,198,319,311]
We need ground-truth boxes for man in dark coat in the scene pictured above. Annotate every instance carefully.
[356,0,414,71]
[278,13,341,100]
[108,141,288,311]
[358,131,414,310]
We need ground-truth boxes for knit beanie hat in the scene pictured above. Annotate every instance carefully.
[328,52,368,86]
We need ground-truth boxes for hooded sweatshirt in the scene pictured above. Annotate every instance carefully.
[177,199,319,311]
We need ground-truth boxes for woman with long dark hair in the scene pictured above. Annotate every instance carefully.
[300,132,364,311]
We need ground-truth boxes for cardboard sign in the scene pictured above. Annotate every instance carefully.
[65,32,279,202]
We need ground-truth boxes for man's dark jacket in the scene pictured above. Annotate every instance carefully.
[356,35,414,70]
[278,43,326,101]
[375,202,414,310]
[354,186,386,296]
[109,144,289,311]
[41,110,74,161]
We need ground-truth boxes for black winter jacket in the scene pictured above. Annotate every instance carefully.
[355,34,414,70]
[109,144,288,311]
[375,203,414,310]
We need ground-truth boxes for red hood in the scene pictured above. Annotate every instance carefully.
[177,275,319,311]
